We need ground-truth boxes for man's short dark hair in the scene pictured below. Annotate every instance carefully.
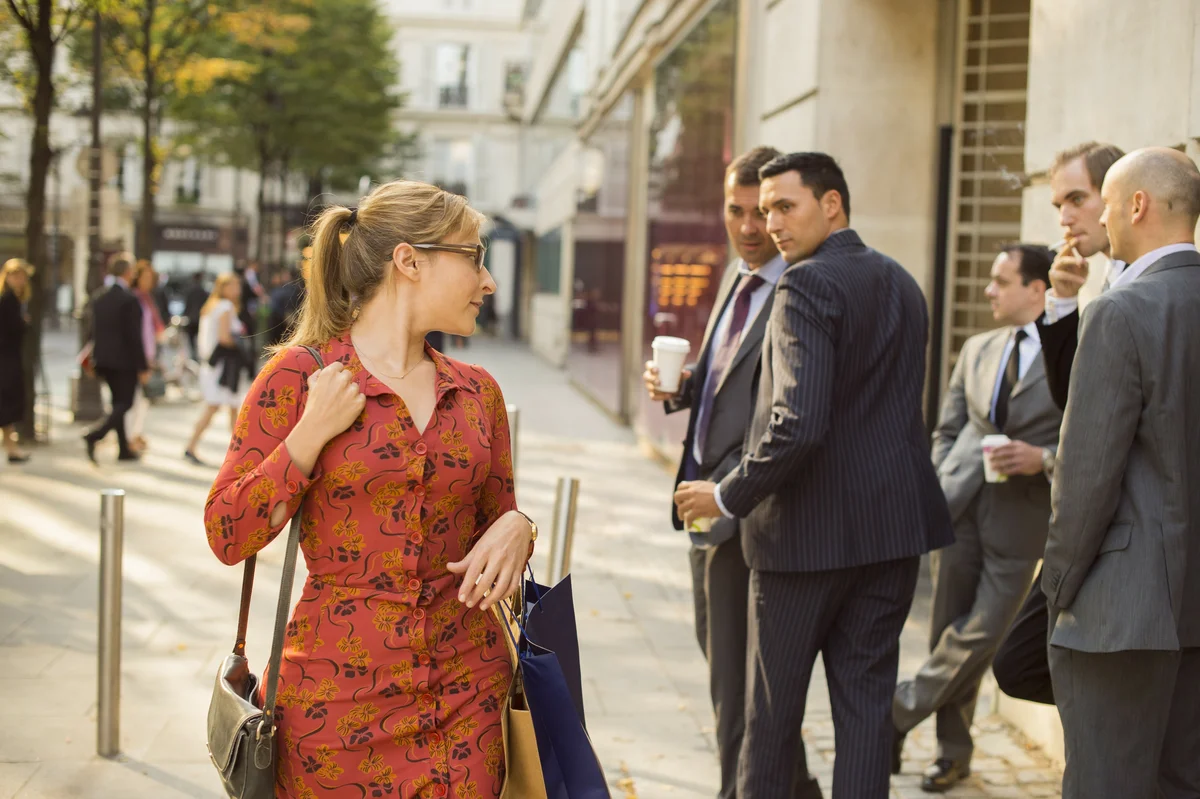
[726,146,783,187]
[1002,243,1053,287]
[759,152,852,220]
[1049,142,1125,191]
[107,252,134,278]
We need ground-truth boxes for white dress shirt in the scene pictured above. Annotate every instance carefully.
[989,322,1043,425]
[1112,242,1199,288]
[693,254,786,465]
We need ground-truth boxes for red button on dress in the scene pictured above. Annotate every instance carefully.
[414,441,428,455]
[410,532,424,545]
[414,485,426,498]
[413,607,426,620]
[435,785,447,797]
[408,578,421,591]
[286,480,299,493]
[418,653,431,666]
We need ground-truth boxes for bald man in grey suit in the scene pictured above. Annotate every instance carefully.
[1044,147,1200,798]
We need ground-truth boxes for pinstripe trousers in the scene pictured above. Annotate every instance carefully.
[738,557,921,799]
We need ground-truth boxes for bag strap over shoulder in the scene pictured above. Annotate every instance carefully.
[230,345,325,726]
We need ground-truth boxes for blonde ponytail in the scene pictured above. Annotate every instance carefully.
[282,205,356,349]
[279,180,486,351]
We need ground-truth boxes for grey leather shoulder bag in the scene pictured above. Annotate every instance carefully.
[206,345,322,798]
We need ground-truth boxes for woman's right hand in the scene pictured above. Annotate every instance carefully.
[299,361,365,445]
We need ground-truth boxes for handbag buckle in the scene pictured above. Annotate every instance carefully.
[255,716,274,741]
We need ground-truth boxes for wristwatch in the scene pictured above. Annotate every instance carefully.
[1041,448,1055,481]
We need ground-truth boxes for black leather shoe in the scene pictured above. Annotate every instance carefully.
[921,759,970,793]
[83,434,98,465]
[7,453,30,464]
[892,728,906,775]
[116,451,141,462]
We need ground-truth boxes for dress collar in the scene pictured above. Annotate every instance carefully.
[325,332,479,399]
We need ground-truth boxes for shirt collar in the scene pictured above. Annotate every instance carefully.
[737,253,787,286]
[1015,321,1041,344]
[1116,243,1199,288]
[331,331,479,400]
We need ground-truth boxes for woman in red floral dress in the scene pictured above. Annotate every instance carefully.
[204,181,536,799]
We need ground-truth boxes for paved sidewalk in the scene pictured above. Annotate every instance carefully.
[0,331,1062,798]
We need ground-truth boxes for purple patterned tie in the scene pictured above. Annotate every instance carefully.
[694,273,765,459]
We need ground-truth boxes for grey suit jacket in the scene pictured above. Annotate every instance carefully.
[1043,250,1200,652]
[718,230,954,572]
[667,257,778,547]
[932,327,1062,559]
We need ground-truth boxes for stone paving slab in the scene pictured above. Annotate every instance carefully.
[0,331,1063,798]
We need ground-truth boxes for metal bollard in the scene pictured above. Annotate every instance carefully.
[546,477,580,584]
[97,489,125,758]
[506,404,519,476]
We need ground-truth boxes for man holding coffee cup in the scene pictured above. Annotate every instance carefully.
[644,146,821,799]
[892,244,1062,791]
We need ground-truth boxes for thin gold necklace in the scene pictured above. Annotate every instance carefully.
[353,339,429,381]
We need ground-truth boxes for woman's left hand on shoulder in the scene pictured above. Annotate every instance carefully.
[447,510,534,611]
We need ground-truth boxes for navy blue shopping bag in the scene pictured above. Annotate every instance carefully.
[522,574,586,726]
[500,570,608,799]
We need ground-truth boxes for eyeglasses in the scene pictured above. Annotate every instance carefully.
[412,243,487,270]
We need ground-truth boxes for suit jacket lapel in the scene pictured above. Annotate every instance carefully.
[1010,349,1046,403]
[699,261,741,359]
[715,282,777,396]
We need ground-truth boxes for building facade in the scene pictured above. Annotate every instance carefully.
[520,0,1200,756]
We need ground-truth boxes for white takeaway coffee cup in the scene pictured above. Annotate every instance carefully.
[981,434,1011,483]
[652,336,692,394]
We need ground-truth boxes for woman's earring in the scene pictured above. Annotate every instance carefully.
[352,306,361,320]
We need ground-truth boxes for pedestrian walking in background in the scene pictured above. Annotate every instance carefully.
[203,180,537,798]
[674,152,955,798]
[893,244,1060,792]
[1043,147,1200,799]
[83,254,149,464]
[0,258,33,464]
[182,271,208,360]
[263,266,304,349]
[184,273,250,465]
[645,145,821,799]
[128,260,166,454]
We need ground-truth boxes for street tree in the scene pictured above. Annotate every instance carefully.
[1,0,95,441]
[72,0,243,260]
[172,0,404,264]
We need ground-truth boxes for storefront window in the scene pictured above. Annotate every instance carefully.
[569,93,634,416]
[639,0,737,447]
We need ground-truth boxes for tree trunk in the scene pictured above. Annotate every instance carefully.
[307,171,323,209]
[17,0,57,443]
[136,0,158,261]
[277,154,288,270]
[254,147,269,263]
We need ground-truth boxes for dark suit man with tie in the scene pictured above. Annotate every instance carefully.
[991,142,1124,706]
[892,245,1061,792]
[646,146,821,799]
[1044,147,1200,798]
[84,254,149,463]
[675,152,955,798]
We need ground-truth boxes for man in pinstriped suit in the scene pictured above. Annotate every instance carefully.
[675,152,954,798]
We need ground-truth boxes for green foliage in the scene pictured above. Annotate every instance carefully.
[171,0,405,194]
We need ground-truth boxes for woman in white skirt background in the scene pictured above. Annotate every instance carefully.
[185,273,248,465]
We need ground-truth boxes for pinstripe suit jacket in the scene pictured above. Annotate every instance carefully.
[718,229,955,572]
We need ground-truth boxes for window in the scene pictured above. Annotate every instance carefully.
[535,227,562,293]
[431,138,474,197]
[435,43,471,108]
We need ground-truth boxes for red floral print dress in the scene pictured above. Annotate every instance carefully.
[205,333,517,799]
